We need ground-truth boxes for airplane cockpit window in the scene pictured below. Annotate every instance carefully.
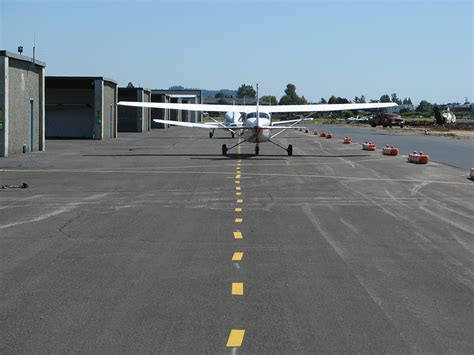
[246,112,270,120]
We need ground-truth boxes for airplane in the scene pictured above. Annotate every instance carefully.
[207,111,243,139]
[118,85,397,156]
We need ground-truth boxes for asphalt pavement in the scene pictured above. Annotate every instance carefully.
[1,128,473,353]
[308,124,474,170]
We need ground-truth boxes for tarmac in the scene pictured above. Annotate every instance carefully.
[1,128,473,353]
[309,124,474,170]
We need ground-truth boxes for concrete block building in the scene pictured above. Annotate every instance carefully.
[118,87,151,132]
[151,89,203,128]
[45,77,117,139]
[0,50,46,157]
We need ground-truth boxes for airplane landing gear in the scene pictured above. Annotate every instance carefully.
[222,144,227,156]
[209,129,215,139]
[287,144,293,156]
[231,132,235,138]
[255,145,259,155]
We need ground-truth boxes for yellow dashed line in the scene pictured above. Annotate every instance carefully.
[235,180,240,184]
[233,231,243,239]
[236,192,242,196]
[232,282,244,296]
[227,329,245,347]
[235,174,241,179]
[237,199,243,203]
[236,186,241,191]
[235,207,242,212]
[235,218,243,223]
[232,252,244,261]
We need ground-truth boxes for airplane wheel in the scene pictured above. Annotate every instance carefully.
[255,145,259,155]
[222,144,227,156]
[231,132,235,138]
[209,132,213,139]
[287,144,293,156]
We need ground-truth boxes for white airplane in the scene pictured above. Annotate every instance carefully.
[208,111,243,139]
[118,86,397,156]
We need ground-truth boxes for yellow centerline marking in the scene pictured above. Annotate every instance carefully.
[236,192,242,196]
[235,218,243,223]
[235,180,240,184]
[227,329,245,347]
[232,282,244,296]
[237,199,243,203]
[235,207,242,212]
[236,186,241,191]
[233,231,243,239]
[232,252,244,261]
[235,174,241,179]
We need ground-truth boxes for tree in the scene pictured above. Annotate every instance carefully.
[416,100,433,112]
[360,95,366,103]
[391,93,402,105]
[260,95,278,105]
[215,92,226,98]
[328,95,350,104]
[279,83,307,105]
[126,82,135,88]
[319,98,327,104]
[236,84,256,99]
[380,94,391,103]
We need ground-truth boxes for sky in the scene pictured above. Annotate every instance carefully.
[0,0,472,105]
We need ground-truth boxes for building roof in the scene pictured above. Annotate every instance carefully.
[118,87,151,93]
[46,76,118,85]
[152,89,202,96]
[0,50,46,67]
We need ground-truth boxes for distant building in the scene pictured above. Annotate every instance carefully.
[151,89,203,128]
[0,50,46,157]
[118,87,151,132]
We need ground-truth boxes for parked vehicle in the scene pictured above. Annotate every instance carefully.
[370,112,404,128]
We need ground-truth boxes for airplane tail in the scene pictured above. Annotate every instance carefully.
[256,83,260,129]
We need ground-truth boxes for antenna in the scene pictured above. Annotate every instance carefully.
[32,33,36,64]
[256,83,259,128]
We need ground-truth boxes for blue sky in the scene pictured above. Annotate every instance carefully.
[1,0,472,104]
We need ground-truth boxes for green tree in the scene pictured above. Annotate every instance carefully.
[360,95,366,103]
[260,95,278,105]
[279,84,308,105]
[380,94,391,103]
[391,93,402,105]
[237,84,256,99]
[416,100,433,112]
[319,98,327,104]
[342,110,354,118]
[328,96,349,104]
[215,92,226,98]
[328,96,338,104]
[402,97,413,105]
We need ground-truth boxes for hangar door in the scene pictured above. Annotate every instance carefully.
[46,86,95,139]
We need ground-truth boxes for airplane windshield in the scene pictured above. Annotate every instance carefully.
[246,112,270,120]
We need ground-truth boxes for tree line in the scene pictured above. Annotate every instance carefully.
[210,83,453,113]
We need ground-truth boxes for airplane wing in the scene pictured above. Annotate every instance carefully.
[266,102,397,113]
[120,101,397,114]
[272,118,314,125]
[119,101,251,113]
[152,119,238,129]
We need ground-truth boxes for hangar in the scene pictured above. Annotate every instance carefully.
[151,89,203,128]
[0,50,46,157]
[118,87,151,132]
[45,76,117,139]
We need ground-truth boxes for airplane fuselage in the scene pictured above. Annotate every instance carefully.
[242,112,272,143]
